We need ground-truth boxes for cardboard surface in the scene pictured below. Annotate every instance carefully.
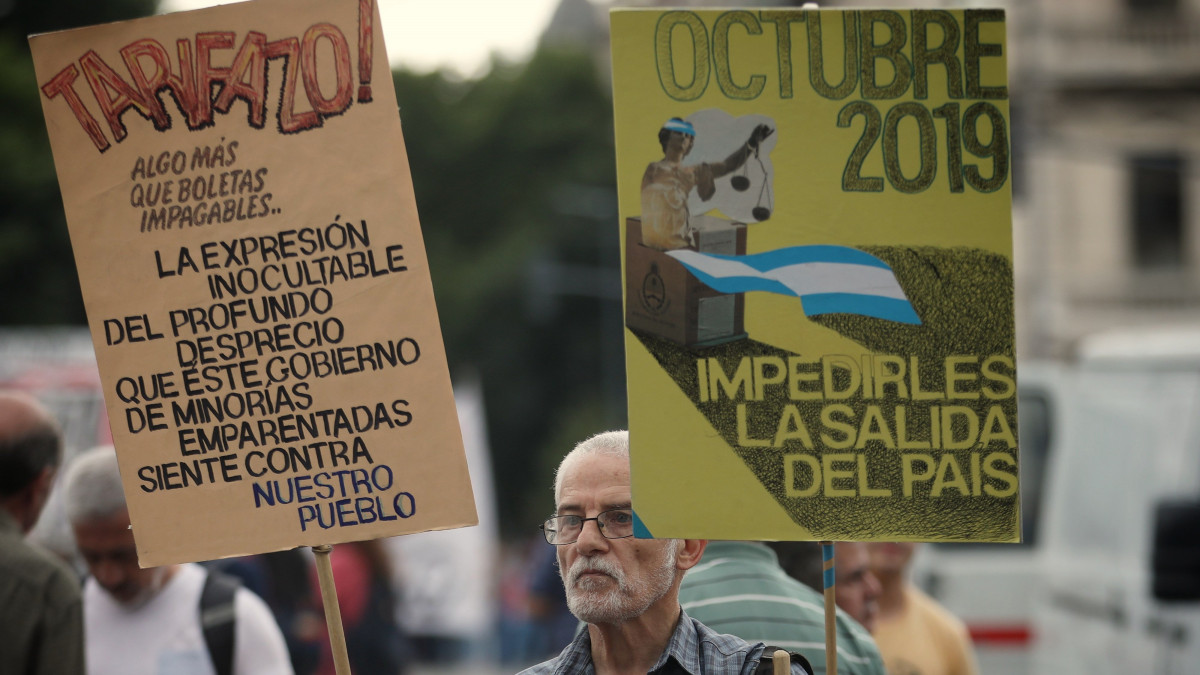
[30,0,477,566]
[612,9,1019,542]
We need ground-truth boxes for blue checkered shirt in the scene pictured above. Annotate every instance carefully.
[518,608,808,675]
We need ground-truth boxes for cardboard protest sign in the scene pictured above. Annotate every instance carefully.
[612,9,1018,542]
[30,0,477,566]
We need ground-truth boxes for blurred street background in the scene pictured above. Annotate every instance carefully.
[3,0,1200,673]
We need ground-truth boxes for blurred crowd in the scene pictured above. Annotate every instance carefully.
[4,390,980,675]
[0,387,580,674]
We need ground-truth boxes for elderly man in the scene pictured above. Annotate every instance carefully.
[63,444,294,675]
[520,430,809,675]
[0,391,83,675]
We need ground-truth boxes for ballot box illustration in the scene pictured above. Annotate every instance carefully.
[625,214,747,347]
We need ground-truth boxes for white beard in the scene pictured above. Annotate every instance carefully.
[118,565,170,609]
[562,542,678,624]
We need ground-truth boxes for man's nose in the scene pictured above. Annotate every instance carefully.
[573,517,610,554]
[865,571,882,598]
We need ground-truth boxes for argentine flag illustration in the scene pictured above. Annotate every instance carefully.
[666,245,921,324]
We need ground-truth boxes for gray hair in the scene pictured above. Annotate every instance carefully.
[62,445,127,523]
[0,391,63,497]
[554,429,629,504]
[553,430,684,566]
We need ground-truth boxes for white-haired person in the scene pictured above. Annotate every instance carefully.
[63,444,295,675]
[519,430,810,675]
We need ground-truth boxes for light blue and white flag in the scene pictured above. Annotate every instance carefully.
[666,245,921,324]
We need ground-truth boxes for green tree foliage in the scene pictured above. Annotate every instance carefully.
[0,0,158,324]
[395,50,625,532]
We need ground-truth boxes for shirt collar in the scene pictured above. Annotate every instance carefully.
[649,608,701,675]
[553,625,597,675]
[557,607,702,675]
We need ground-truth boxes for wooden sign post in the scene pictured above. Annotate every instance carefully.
[30,0,477,568]
[31,2,483,668]
[611,6,1017,545]
[610,7,1015,673]
[822,542,837,675]
[313,545,352,675]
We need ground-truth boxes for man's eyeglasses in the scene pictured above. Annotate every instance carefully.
[540,509,634,545]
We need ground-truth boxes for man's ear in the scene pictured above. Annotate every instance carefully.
[32,465,55,493]
[4,466,56,532]
[28,466,56,521]
[675,539,707,571]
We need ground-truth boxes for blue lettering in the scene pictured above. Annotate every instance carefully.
[298,504,317,530]
[355,496,377,524]
[252,481,275,507]
[294,475,314,503]
[393,491,416,518]
[334,498,355,526]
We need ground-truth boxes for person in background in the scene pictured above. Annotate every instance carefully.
[681,539,885,675]
[0,391,83,675]
[63,444,294,675]
[768,541,882,633]
[519,430,810,675]
[831,542,882,634]
[209,549,323,675]
[868,542,980,675]
[525,538,579,658]
[313,539,410,675]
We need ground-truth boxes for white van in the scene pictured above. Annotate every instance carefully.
[1030,328,1200,674]
[911,361,1063,675]
[915,332,1200,675]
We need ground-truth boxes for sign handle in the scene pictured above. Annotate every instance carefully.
[821,541,837,675]
[773,648,791,675]
[313,544,353,675]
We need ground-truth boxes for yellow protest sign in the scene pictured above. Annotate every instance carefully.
[612,8,1018,542]
[29,0,477,566]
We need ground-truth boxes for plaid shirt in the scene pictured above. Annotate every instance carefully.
[519,608,806,675]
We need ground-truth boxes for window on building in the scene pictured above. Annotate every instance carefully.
[1126,0,1180,13]
[1131,153,1185,269]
